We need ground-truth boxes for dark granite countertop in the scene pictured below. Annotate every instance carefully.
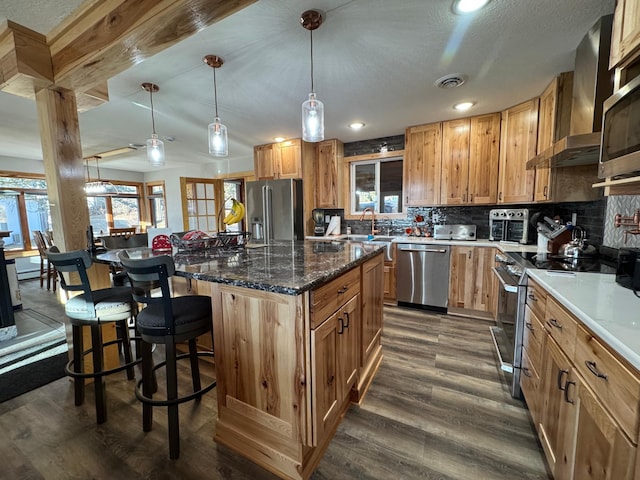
[95,240,385,295]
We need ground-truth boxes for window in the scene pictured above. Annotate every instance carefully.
[0,176,51,251]
[86,182,142,235]
[147,183,167,228]
[350,157,403,214]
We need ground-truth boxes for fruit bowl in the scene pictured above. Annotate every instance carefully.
[170,231,251,251]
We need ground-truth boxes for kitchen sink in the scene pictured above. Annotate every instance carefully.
[338,235,395,262]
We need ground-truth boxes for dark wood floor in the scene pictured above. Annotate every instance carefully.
[0,304,550,480]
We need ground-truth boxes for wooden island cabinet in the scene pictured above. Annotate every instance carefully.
[207,247,384,480]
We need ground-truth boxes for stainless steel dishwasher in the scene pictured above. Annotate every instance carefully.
[396,244,450,311]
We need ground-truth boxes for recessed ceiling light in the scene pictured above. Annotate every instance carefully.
[453,0,490,14]
[348,122,365,130]
[453,101,475,111]
[274,137,285,142]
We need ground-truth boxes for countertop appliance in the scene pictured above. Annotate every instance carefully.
[246,178,303,243]
[599,72,640,178]
[311,208,344,236]
[616,248,640,291]
[433,224,476,241]
[492,247,617,398]
[489,208,531,244]
[396,244,450,312]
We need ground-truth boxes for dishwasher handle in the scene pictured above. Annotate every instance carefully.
[398,246,447,253]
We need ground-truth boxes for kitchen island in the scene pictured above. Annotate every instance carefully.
[99,240,385,480]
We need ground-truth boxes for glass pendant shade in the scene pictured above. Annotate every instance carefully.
[85,181,119,196]
[302,92,324,142]
[208,116,228,156]
[147,133,165,166]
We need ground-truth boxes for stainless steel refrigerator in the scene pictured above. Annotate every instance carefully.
[245,178,304,242]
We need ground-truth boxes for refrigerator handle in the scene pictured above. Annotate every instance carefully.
[263,185,272,242]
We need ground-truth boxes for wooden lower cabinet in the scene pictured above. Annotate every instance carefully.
[210,253,384,480]
[448,246,496,319]
[523,277,639,480]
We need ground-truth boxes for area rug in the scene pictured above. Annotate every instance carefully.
[0,348,67,403]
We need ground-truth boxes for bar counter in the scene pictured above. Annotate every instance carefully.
[96,239,385,295]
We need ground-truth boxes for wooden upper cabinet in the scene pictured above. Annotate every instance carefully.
[498,99,538,204]
[610,0,640,69]
[254,139,302,180]
[278,139,302,179]
[254,143,277,179]
[534,72,573,202]
[468,113,500,204]
[316,139,344,208]
[403,122,442,206]
[440,118,470,205]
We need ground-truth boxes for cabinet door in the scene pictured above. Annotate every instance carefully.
[440,118,470,205]
[610,0,640,69]
[498,99,538,204]
[448,246,496,316]
[361,255,384,370]
[539,338,578,480]
[278,139,302,179]
[337,295,359,397]
[383,263,396,304]
[254,144,277,179]
[403,122,442,206]
[468,113,500,204]
[534,79,556,202]
[311,313,340,443]
[316,139,342,208]
[572,383,636,480]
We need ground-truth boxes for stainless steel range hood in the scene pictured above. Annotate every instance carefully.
[527,15,613,170]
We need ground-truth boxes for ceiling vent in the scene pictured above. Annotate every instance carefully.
[434,74,467,89]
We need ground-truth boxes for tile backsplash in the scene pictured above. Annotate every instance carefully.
[603,195,640,249]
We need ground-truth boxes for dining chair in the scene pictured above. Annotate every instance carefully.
[118,251,215,459]
[32,230,56,292]
[46,246,140,424]
[109,227,137,237]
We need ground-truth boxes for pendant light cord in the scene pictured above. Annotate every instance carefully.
[149,89,157,135]
[95,157,102,181]
[213,67,219,117]
[310,29,315,92]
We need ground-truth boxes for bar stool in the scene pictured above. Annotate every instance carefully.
[46,246,139,424]
[118,251,216,459]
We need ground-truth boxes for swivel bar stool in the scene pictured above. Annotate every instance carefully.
[45,246,139,424]
[118,251,216,459]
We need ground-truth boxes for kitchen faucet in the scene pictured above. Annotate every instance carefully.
[359,207,379,237]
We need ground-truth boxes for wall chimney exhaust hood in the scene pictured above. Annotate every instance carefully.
[526,15,613,170]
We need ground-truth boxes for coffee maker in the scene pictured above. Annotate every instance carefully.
[312,209,325,236]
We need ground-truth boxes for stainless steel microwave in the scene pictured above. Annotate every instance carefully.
[599,74,640,178]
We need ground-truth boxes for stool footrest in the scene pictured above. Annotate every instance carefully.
[135,351,216,407]
[65,337,142,379]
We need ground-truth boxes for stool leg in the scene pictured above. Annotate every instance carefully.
[118,319,135,380]
[141,341,154,432]
[91,325,107,424]
[188,338,202,394]
[71,324,85,406]
[165,338,180,459]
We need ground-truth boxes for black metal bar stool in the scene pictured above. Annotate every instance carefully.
[46,246,139,424]
[118,251,216,459]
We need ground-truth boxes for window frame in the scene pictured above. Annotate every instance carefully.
[344,150,405,219]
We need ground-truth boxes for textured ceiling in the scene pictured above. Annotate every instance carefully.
[0,0,615,173]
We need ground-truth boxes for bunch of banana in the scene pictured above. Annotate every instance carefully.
[223,198,245,225]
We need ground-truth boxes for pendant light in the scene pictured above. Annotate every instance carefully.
[203,55,228,157]
[84,156,119,196]
[300,10,324,143]
[142,82,165,166]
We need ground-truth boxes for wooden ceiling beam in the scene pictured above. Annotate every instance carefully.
[48,0,257,93]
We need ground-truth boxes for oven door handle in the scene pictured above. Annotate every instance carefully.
[492,267,518,293]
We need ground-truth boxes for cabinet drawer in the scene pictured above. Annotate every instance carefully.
[575,324,640,442]
[522,305,545,373]
[525,278,547,320]
[544,296,577,358]
[520,346,541,425]
[310,267,360,329]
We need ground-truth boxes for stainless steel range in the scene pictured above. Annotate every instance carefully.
[491,248,617,398]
